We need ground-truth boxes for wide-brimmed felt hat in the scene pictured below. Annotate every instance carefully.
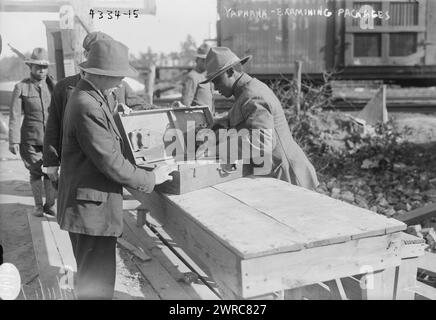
[79,39,137,77]
[195,43,211,59]
[25,48,50,66]
[82,31,113,52]
[200,47,251,84]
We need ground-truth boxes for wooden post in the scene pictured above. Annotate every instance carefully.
[60,29,76,77]
[381,84,388,123]
[155,67,161,98]
[395,258,419,300]
[137,208,149,228]
[362,267,396,300]
[43,21,64,81]
[70,0,93,72]
[294,60,302,115]
[145,64,156,104]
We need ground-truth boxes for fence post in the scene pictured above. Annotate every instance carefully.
[145,63,156,104]
[295,60,302,115]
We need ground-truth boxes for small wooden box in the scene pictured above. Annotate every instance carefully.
[115,106,243,194]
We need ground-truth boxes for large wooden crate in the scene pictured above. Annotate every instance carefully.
[128,177,409,299]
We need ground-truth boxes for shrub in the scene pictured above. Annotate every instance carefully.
[269,74,413,176]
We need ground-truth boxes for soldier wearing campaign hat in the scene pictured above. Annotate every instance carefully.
[202,47,319,190]
[9,47,57,217]
[180,43,214,112]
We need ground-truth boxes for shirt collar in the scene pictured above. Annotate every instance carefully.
[232,73,252,98]
[29,74,46,88]
[82,78,120,114]
[82,78,107,102]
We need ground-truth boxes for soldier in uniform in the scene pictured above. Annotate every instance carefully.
[201,47,319,190]
[180,43,214,113]
[43,31,150,183]
[9,48,56,216]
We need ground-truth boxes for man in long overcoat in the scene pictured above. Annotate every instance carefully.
[58,39,173,299]
[201,47,319,190]
[43,31,150,183]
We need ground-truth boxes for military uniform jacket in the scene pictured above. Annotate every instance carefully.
[43,73,149,167]
[182,69,214,111]
[228,73,319,190]
[57,79,155,237]
[9,76,53,145]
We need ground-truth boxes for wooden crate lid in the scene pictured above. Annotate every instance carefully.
[165,177,407,259]
[115,106,213,167]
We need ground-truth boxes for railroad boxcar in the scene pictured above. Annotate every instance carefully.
[217,0,436,83]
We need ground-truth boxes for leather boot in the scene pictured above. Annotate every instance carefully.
[43,176,57,216]
[30,179,44,217]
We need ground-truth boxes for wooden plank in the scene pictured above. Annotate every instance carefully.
[285,281,337,300]
[45,217,76,272]
[394,203,436,225]
[395,257,419,300]
[123,210,219,300]
[27,211,70,299]
[0,1,60,12]
[346,26,426,33]
[122,199,143,210]
[128,189,244,297]
[117,238,151,262]
[294,60,302,114]
[120,218,191,300]
[415,281,436,300]
[418,251,436,276]
[340,277,363,300]
[113,274,134,300]
[117,227,161,300]
[240,232,402,299]
[335,278,348,300]
[145,64,155,104]
[362,267,396,300]
[138,222,220,300]
[44,217,76,300]
[425,0,436,65]
[130,187,304,259]
[213,177,405,248]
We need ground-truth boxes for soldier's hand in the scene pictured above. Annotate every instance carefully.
[153,165,177,185]
[117,103,132,115]
[9,143,19,155]
[47,166,60,181]
[212,113,229,129]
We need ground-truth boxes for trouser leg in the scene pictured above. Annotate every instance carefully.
[20,144,45,216]
[29,178,44,216]
[68,232,117,300]
[43,176,57,216]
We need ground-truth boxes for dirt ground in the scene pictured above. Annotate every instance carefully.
[392,113,436,144]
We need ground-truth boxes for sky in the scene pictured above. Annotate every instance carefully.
[0,0,218,57]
